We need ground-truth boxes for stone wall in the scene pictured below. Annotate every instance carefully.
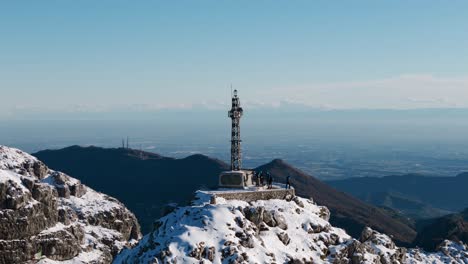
[212,189,295,203]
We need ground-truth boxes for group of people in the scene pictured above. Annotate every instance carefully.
[254,171,273,189]
[253,171,292,190]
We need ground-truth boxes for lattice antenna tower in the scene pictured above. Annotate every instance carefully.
[228,89,243,171]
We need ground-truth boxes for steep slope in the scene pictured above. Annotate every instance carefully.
[255,159,417,245]
[413,209,468,251]
[34,146,229,232]
[115,192,468,264]
[0,146,141,263]
[327,173,468,215]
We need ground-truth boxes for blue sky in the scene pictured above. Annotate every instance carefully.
[1,1,468,119]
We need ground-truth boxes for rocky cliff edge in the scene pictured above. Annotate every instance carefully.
[0,145,141,263]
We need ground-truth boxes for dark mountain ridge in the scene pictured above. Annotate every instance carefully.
[413,208,468,251]
[327,173,468,219]
[34,146,416,245]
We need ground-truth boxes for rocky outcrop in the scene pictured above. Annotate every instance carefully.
[328,227,407,264]
[115,191,468,264]
[0,146,141,263]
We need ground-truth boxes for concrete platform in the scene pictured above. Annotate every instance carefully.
[204,184,295,203]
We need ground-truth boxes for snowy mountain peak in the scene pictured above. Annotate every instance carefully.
[0,145,141,263]
[115,191,468,264]
[0,145,48,178]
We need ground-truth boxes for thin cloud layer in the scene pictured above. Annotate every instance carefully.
[268,74,468,109]
[2,74,468,119]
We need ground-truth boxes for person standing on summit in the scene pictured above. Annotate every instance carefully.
[267,172,273,189]
[286,175,291,189]
[256,171,262,186]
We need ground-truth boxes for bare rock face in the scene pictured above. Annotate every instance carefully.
[263,209,276,227]
[243,206,265,226]
[273,210,288,230]
[277,231,290,245]
[0,146,141,264]
[33,223,84,261]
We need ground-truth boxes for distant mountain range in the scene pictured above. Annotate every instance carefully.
[327,173,468,219]
[33,146,416,245]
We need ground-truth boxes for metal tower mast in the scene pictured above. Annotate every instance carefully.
[228,89,243,171]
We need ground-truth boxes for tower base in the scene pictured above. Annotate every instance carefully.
[218,170,254,188]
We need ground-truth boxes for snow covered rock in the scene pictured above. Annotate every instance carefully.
[115,191,468,264]
[114,192,348,263]
[0,145,141,263]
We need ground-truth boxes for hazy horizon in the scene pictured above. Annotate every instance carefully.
[3,107,468,180]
